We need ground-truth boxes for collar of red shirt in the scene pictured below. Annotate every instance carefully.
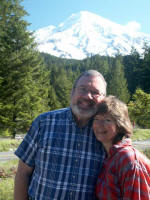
[109,138,132,156]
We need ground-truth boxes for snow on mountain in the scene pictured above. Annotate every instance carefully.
[34,11,150,60]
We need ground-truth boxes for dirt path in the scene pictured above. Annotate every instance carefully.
[0,151,17,161]
[132,139,150,150]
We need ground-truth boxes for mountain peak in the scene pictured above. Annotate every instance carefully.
[34,11,150,60]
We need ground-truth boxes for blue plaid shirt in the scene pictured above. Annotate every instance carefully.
[15,107,105,200]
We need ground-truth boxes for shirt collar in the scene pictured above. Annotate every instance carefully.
[67,107,74,120]
[109,138,132,156]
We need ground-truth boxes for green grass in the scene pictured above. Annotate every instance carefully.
[0,139,22,152]
[0,178,14,200]
[0,159,18,200]
[132,128,150,141]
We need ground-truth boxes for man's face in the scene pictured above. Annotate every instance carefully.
[70,75,106,120]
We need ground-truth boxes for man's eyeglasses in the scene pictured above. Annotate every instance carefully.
[75,87,105,98]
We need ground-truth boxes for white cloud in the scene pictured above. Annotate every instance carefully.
[125,21,141,32]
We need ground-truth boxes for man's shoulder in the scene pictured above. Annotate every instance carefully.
[29,107,72,129]
[39,107,71,120]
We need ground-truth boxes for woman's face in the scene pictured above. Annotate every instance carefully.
[93,113,118,144]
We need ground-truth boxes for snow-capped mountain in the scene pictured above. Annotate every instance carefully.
[34,11,150,60]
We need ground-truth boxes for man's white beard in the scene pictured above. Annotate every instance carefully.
[71,103,97,119]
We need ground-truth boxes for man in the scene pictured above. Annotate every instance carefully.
[14,70,107,200]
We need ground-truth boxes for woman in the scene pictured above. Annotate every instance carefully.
[93,96,150,200]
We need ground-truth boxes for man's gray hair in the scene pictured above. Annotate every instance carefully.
[73,70,107,94]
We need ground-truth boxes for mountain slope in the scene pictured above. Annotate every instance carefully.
[34,11,150,60]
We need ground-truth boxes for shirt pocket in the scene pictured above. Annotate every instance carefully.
[37,133,67,165]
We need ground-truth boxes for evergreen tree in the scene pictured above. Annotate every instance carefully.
[0,76,3,109]
[0,0,49,137]
[50,67,72,108]
[141,44,150,93]
[123,49,142,95]
[107,56,130,103]
[128,88,150,128]
[87,55,109,77]
[48,85,62,110]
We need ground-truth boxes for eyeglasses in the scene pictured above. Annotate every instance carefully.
[75,86,105,98]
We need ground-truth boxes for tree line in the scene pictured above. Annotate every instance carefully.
[0,0,150,137]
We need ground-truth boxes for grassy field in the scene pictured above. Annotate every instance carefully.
[132,128,150,140]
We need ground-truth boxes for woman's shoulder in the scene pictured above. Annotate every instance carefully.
[115,145,150,171]
[112,139,136,162]
[115,145,136,165]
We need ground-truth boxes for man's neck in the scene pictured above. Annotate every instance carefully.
[75,117,89,128]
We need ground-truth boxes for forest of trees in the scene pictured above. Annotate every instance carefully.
[0,0,150,137]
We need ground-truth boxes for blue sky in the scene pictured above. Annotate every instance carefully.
[22,0,150,34]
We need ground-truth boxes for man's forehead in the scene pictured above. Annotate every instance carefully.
[77,75,104,86]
